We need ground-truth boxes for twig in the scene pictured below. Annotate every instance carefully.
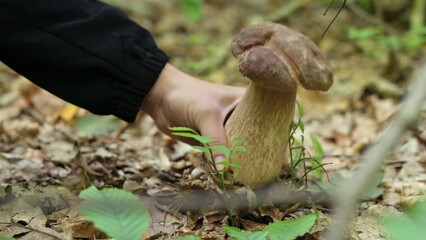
[0,221,63,240]
[321,0,347,38]
[326,61,426,240]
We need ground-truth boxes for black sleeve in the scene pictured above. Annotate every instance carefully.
[0,0,168,122]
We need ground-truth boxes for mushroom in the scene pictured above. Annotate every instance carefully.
[225,22,333,189]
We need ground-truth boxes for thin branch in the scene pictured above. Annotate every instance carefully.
[321,0,347,38]
[324,0,336,16]
[326,61,426,240]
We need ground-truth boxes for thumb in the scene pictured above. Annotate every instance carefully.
[199,114,228,147]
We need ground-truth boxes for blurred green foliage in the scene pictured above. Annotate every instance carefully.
[384,198,426,240]
[348,26,426,60]
[74,114,122,136]
[177,0,204,21]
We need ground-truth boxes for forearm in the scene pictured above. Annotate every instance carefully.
[0,0,168,122]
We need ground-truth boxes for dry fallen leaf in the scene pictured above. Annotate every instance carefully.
[44,141,78,164]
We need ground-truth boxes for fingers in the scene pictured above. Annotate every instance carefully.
[199,113,228,147]
[198,115,229,169]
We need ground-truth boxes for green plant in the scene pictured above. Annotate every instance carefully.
[383,197,426,240]
[288,102,327,185]
[223,212,319,240]
[79,186,150,240]
[177,0,204,21]
[169,126,246,194]
[348,26,426,59]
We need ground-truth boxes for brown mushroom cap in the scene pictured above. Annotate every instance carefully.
[231,22,333,91]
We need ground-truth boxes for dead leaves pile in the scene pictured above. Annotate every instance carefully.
[1,1,426,239]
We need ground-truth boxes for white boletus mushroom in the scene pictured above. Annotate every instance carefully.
[225,22,333,189]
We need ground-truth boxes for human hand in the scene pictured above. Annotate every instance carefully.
[140,63,245,147]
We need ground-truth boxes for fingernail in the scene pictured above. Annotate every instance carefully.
[214,155,225,171]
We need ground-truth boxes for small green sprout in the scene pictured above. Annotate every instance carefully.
[288,101,328,186]
[169,126,246,194]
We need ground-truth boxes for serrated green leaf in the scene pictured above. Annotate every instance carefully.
[75,115,122,136]
[223,226,268,240]
[168,126,198,135]
[265,213,318,240]
[170,236,202,240]
[232,137,245,144]
[192,146,211,155]
[79,186,150,240]
[210,146,231,157]
[233,146,247,152]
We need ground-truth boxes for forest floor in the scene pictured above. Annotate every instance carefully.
[0,1,425,239]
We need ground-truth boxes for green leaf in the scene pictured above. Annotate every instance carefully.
[233,146,247,152]
[75,115,122,136]
[361,170,384,200]
[223,226,269,240]
[171,132,198,139]
[314,172,345,194]
[308,156,323,180]
[223,213,317,240]
[170,236,202,240]
[217,161,242,169]
[310,135,324,158]
[210,146,231,157]
[308,135,324,179]
[384,211,426,240]
[406,198,426,223]
[177,0,203,21]
[79,186,150,240]
[192,135,211,144]
[298,120,305,133]
[265,213,318,240]
[168,126,199,135]
[295,101,304,116]
[192,146,211,155]
[171,132,211,144]
[0,238,16,240]
[232,137,245,144]
[383,198,426,240]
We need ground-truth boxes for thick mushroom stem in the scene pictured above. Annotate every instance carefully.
[225,83,297,188]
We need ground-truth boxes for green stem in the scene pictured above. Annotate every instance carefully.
[206,143,228,195]
[410,0,425,31]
